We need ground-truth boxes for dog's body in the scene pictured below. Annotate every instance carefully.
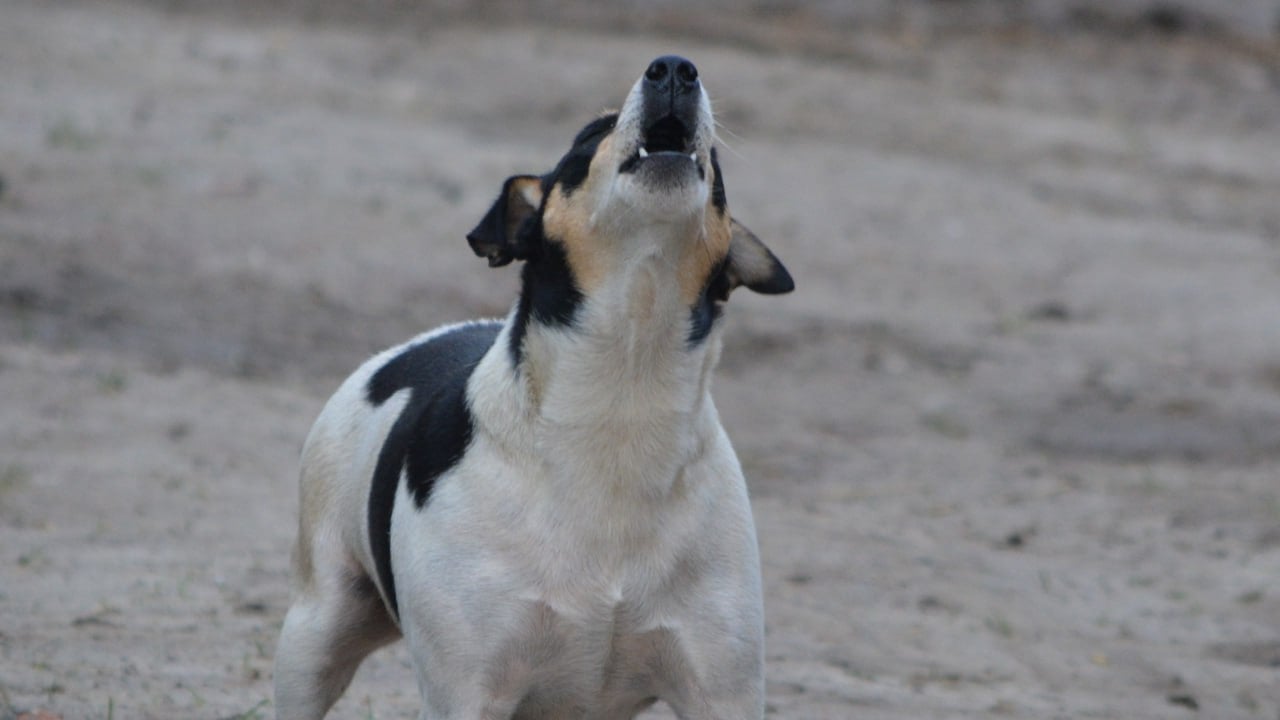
[274,56,793,720]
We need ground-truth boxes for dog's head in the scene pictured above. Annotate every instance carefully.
[467,56,792,353]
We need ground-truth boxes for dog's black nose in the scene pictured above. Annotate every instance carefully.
[644,56,699,97]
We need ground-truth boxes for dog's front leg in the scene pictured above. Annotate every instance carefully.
[393,546,545,720]
[658,475,767,720]
[663,624,765,720]
[399,605,549,720]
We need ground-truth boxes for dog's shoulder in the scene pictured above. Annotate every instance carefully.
[366,319,502,620]
[366,319,502,511]
[365,320,502,408]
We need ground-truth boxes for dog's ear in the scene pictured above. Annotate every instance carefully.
[727,219,794,295]
[466,175,543,267]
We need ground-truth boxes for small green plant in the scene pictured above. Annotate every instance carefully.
[0,463,30,497]
[135,165,167,188]
[97,369,127,394]
[1237,589,1264,605]
[984,615,1015,638]
[921,411,970,440]
[46,116,98,151]
[232,698,269,719]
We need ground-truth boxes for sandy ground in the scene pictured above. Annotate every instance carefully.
[2,1,1280,718]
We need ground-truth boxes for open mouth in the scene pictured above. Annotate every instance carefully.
[620,115,702,176]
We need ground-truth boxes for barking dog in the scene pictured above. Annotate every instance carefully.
[273,55,793,720]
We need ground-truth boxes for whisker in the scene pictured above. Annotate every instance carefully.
[710,110,747,162]
[714,129,746,162]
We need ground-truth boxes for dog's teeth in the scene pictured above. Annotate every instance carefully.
[688,152,697,162]
[638,147,649,158]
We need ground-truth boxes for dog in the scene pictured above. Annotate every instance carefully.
[273,55,793,720]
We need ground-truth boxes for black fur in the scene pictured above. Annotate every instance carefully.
[553,114,617,197]
[555,153,593,196]
[365,322,501,619]
[508,225,583,367]
[688,258,730,346]
[686,148,731,345]
[710,147,727,214]
[466,175,540,268]
[472,114,619,369]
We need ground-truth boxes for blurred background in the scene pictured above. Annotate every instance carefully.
[2,1,1279,718]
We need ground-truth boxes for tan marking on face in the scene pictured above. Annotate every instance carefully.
[541,127,729,309]
[675,166,732,306]
[542,185,608,295]
[540,132,622,296]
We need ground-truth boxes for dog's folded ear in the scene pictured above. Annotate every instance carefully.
[727,219,795,295]
[466,175,544,267]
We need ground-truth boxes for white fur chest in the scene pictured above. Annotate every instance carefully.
[460,325,725,593]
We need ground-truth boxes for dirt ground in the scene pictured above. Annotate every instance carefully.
[2,1,1279,718]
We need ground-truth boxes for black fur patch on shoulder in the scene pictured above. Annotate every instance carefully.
[508,222,583,367]
[688,257,730,346]
[365,321,501,619]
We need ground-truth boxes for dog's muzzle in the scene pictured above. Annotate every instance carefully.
[620,55,705,179]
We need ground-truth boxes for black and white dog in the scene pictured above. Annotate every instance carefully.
[273,55,793,720]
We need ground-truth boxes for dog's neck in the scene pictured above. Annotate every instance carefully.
[470,235,724,499]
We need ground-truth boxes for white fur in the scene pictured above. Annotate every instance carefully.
[275,69,765,720]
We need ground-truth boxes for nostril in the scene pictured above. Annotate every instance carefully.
[645,60,669,83]
[676,60,697,85]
